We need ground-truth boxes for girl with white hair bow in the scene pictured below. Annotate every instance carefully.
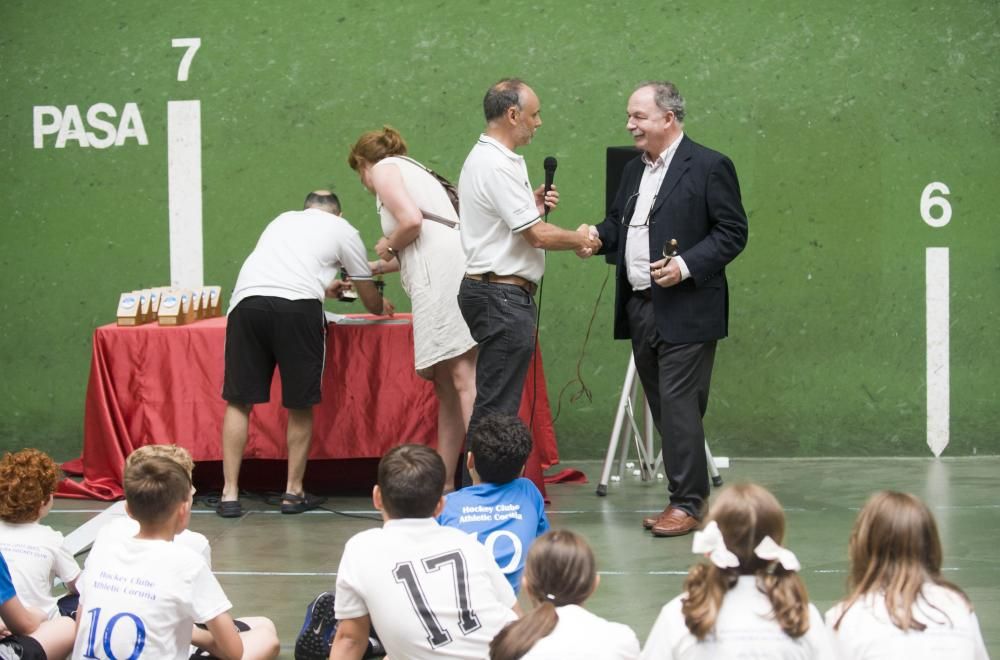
[640,482,835,659]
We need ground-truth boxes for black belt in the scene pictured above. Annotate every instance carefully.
[464,272,537,296]
[633,288,652,301]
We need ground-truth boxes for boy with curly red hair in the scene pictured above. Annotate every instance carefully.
[0,448,80,620]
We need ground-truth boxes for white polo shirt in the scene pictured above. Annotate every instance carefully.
[93,516,212,569]
[228,208,372,313]
[0,521,81,618]
[825,584,989,660]
[521,604,640,659]
[458,134,545,283]
[640,576,835,659]
[72,537,231,660]
[335,517,518,660]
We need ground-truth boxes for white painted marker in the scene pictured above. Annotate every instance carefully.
[167,100,203,288]
[926,247,949,456]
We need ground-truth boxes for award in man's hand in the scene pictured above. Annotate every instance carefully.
[663,238,678,262]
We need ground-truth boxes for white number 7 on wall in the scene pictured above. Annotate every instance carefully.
[172,38,201,82]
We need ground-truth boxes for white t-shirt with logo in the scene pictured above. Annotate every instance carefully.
[825,583,989,660]
[458,135,545,283]
[335,517,518,660]
[521,604,640,659]
[640,576,835,659]
[72,537,231,660]
[0,520,81,618]
[228,207,372,313]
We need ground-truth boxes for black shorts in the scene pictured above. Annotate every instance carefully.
[0,634,47,660]
[222,296,326,409]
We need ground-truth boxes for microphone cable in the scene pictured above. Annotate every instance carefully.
[551,262,612,423]
[528,273,544,430]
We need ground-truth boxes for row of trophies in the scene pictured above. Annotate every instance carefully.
[116,286,223,326]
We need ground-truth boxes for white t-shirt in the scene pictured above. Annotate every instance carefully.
[640,576,835,660]
[228,207,372,312]
[458,134,545,283]
[521,603,640,660]
[335,517,518,660]
[825,583,989,660]
[93,516,212,568]
[72,537,231,660]
[0,521,81,618]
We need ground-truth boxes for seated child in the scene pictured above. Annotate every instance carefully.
[826,490,989,659]
[1,550,76,660]
[0,449,81,619]
[72,456,244,660]
[93,445,211,565]
[640,482,835,659]
[90,444,279,660]
[490,529,640,660]
[330,444,519,660]
[437,414,549,592]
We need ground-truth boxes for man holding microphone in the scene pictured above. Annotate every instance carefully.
[458,78,600,438]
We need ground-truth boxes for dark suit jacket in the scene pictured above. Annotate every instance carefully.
[595,135,748,344]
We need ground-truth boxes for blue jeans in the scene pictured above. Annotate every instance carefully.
[458,277,537,431]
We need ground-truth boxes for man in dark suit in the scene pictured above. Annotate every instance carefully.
[582,81,748,536]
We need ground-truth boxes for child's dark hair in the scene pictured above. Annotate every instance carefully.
[682,483,810,640]
[0,448,61,523]
[123,455,192,526]
[490,530,596,660]
[377,444,445,518]
[469,414,532,485]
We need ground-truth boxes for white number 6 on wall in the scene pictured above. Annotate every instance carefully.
[921,182,951,228]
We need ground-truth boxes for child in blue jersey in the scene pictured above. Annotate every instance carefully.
[1,550,76,660]
[438,414,549,593]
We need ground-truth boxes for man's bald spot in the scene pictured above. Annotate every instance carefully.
[483,78,528,122]
[303,190,341,214]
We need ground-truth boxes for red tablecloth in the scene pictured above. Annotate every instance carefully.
[58,314,558,500]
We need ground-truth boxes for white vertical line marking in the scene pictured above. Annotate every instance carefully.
[926,247,949,456]
[167,100,203,288]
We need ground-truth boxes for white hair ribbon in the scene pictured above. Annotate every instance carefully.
[691,520,740,569]
[753,536,801,571]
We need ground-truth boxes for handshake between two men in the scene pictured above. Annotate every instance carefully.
[574,222,683,290]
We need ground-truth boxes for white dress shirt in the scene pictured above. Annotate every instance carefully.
[625,133,690,290]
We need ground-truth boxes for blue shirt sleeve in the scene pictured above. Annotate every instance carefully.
[0,552,16,605]
[535,489,550,536]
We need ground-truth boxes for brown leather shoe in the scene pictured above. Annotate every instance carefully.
[650,507,700,537]
[642,507,671,529]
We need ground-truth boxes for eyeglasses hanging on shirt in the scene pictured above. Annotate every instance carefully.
[621,165,668,228]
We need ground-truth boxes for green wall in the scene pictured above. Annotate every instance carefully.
[2,1,997,460]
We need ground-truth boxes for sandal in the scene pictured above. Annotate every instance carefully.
[280,492,326,515]
[215,499,243,518]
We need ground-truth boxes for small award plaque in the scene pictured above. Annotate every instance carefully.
[205,286,222,317]
[157,290,184,325]
[116,292,141,326]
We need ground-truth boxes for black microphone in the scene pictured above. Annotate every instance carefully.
[543,156,557,219]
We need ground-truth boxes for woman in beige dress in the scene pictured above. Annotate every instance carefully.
[348,126,476,489]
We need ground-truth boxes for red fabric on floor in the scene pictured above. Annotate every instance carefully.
[59,315,557,500]
[543,468,588,484]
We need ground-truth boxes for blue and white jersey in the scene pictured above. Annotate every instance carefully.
[438,478,549,593]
